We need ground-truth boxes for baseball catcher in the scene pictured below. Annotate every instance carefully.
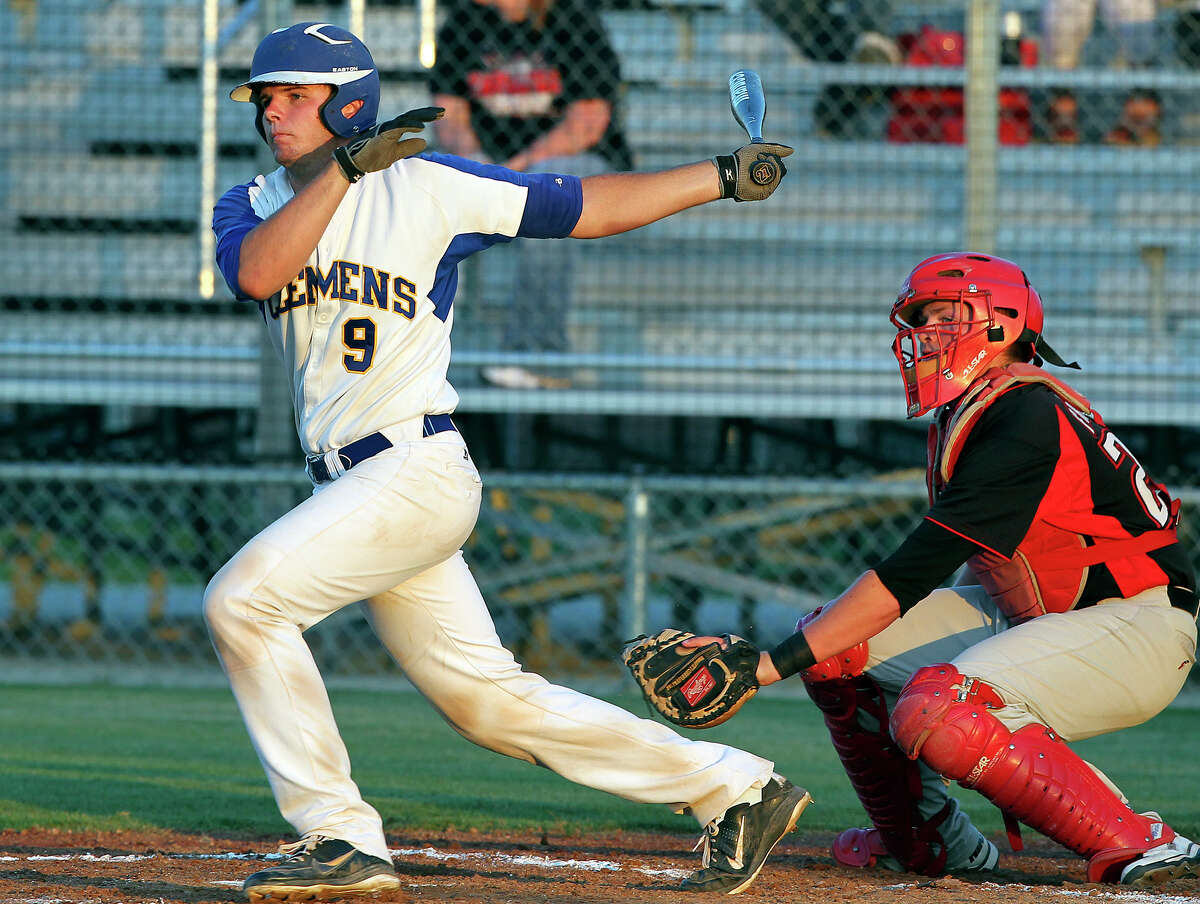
[640,252,1200,886]
[622,629,760,728]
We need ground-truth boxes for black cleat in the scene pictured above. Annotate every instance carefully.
[681,776,812,894]
[242,835,401,902]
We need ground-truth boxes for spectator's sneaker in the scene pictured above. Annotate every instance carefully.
[853,31,902,65]
[480,366,571,390]
[680,776,812,894]
[242,836,401,902]
[1118,835,1200,885]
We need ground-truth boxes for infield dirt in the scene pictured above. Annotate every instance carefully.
[4,827,1200,904]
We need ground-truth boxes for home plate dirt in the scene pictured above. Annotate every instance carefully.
[3,828,1200,904]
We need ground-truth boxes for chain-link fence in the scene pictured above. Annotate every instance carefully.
[2,0,1198,681]
[0,466,918,678]
[3,465,1200,684]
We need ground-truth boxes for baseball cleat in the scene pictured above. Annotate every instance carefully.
[680,775,812,894]
[242,835,401,902]
[1118,835,1200,885]
[832,826,997,874]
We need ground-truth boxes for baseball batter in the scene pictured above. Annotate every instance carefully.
[207,21,800,903]
[694,252,1199,885]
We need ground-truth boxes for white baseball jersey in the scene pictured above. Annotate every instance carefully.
[213,154,583,454]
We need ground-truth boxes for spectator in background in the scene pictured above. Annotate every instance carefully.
[1174,1,1200,66]
[754,0,901,139]
[6,0,37,41]
[1042,0,1162,145]
[430,0,633,390]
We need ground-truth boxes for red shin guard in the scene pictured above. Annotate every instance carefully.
[891,664,1172,880]
[804,671,949,875]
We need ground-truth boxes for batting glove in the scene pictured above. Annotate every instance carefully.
[714,141,793,202]
[333,106,445,183]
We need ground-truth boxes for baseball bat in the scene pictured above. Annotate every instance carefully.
[728,69,766,143]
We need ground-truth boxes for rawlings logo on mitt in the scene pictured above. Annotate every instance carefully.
[621,629,760,729]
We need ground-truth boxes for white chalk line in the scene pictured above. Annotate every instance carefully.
[5,848,1197,901]
[1,844,689,880]
[880,881,1200,904]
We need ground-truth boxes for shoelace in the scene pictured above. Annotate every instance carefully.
[277,835,329,860]
[692,810,744,869]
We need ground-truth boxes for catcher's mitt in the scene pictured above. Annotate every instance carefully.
[621,629,759,729]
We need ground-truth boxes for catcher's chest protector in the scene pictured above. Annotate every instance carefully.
[927,365,1177,624]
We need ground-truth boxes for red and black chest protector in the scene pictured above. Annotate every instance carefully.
[928,364,1180,624]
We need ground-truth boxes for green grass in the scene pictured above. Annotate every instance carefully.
[2,683,1199,841]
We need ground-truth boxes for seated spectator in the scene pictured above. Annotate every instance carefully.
[1041,0,1163,145]
[754,0,900,140]
[430,0,633,390]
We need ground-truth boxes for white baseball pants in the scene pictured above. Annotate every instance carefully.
[204,429,774,861]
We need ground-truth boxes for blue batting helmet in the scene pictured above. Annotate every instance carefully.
[230,22,380,140]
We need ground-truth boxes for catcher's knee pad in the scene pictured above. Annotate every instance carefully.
[889,664,1008,775]
[890,664,1173,870]
[804,670,948,875]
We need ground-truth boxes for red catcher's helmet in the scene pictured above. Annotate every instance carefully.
[890,252,1077,418]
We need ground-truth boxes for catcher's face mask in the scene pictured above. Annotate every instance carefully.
[891,293,998,418]
[889,252,1075,418]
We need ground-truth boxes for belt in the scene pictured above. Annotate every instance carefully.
[306,414,457,484]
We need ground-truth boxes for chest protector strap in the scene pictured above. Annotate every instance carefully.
[927,364,1178,623]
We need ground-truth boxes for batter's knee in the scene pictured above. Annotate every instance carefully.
[889,663,1009,781]
[202,547,287,669]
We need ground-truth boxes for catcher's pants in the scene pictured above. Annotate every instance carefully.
[204,430,774,862]
[862,583,1197,856]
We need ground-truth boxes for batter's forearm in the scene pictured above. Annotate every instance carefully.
[237,162,350,300]
[571,161,721,238]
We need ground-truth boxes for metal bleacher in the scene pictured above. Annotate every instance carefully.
[2,1,1198,426]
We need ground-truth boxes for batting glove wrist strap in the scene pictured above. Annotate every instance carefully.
[713,154,738,200]
[333,145,367,183]
[331,106,445,184]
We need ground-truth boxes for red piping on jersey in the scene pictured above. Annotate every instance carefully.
[924,516,1008,560]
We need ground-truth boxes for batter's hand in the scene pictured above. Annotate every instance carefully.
[333,107,445,183]
[713,141,793,202]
